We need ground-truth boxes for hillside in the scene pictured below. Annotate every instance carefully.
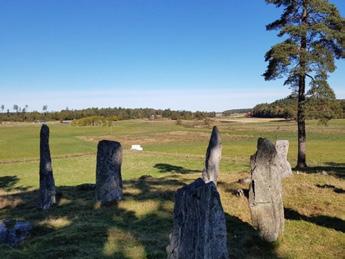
[252,96,345,120]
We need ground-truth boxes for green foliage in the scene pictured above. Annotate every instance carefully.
[252,96,344,120]
[264,0,345,123]
[223,109,252,116]
[0,107,215,123]
[264,0,344,82]
[252,95,298,119]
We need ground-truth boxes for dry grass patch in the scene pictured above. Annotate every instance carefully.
[39,217,72,229]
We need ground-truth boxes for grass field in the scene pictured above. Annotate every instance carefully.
[0,119,344,258]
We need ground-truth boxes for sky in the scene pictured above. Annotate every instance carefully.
[0,0,344,112]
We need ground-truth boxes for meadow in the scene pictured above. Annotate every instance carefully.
[0,118,344,258]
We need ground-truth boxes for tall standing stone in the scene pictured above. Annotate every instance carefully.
[202,126,222,185]
[39,124,56,210]
[95,140,123,205]
[167,178,229,259]
[248,138,284,242]
[275,140,292,178]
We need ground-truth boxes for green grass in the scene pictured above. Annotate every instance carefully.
[0,119,344,258]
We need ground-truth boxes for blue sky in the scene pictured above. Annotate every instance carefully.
[0,0,344,112]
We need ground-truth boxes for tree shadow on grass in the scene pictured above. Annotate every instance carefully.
[326,162,345,167]
[0,175,186,258]
[0,173,283,258]
[153,163,201,174]
[0,175,31,193]
[300,162,345,179]
[284,208,345,233]
[0,176,19,190]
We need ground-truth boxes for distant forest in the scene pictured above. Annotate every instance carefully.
[1,96,345,124]
[0,107,216,123]
[252,96,345,120]
[222,108,252,115]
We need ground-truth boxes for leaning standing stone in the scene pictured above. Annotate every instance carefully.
[95,140,123,205]
[275,140,292,178]
[248,138,284,242]
[202,126,222,185]
[39,124,56,210]
[167,178,229,259]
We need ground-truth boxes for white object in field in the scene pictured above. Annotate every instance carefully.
[131,144,143,151]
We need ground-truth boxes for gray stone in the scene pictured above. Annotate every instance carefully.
[167,178,229,259]
[202,126,222,185]
[0,220,32,246]
[275,140,292,178]
[39,124,56,210]
[95,140,123,204]
[249,138,284,242]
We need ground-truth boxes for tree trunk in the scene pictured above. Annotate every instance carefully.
[297,75,307,169]
[297,1,308,169]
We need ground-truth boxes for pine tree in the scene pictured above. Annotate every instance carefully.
[263,0,345,169]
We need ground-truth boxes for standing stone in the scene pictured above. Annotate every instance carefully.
[39,124,56,210]
[202,126,222,185]
[275,140,292,178]
[167,178,229,259]
[248,138,284,242]
[95,140,123,205]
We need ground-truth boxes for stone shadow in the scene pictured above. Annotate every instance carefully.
[315,184,345,194]
[300,162,345,179]
[284,208,345,233]
[153,163,201,174]
[226,214,280,258]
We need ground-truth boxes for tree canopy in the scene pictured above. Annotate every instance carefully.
[263,0,345,168]
[264,0,344,94]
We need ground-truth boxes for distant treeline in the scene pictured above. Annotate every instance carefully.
[252,96,345,120]
[223,108,252,116]
[0,107,216,122]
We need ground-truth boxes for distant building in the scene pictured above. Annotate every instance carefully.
[131,144,143,151]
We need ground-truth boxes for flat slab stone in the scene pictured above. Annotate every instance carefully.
[167,178,229,259]
[249,138,284,242]
[275,140,292,178]
[202,126,222,185]
[39,124,56,210]
[95,140,123,204]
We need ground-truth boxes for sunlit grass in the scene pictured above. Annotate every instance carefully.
[0,119,344,258]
